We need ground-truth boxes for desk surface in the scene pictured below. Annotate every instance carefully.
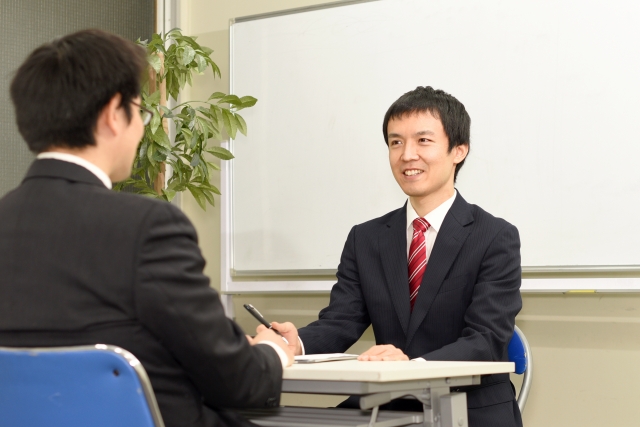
[283,360,514,382]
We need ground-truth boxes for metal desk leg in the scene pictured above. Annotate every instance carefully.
[357,386,467,427]
[440,393,467,427]
[423,387,467,427]
[367,405,379,427]
[359,390,426,427]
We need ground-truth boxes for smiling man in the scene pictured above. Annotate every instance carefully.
[268,86,523,427]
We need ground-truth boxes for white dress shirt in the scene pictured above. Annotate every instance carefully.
[407,190,457,362]
[36,152,112,189]
[406,190,457,259]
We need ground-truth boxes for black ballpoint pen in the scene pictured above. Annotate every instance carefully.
[244,304,289,343]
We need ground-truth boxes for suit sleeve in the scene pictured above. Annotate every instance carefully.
[133,202,282,409]
[298,226,371,354]
[421,223,522,362]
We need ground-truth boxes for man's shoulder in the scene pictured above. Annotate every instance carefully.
[468,202,516,230]
[97,190,188,226]
[458,197,519,240]
[1,176,186,230]
[354,205,405,231]
[100,189,170,209]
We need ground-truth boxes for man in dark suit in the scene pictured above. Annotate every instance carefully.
[0,29,293,427]
[266,87,523,427]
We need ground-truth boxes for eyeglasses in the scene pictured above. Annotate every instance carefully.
[131,101,153,126]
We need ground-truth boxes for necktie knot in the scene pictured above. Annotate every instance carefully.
[413,218,430,234]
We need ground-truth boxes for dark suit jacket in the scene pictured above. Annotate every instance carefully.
[298,193,523,427]
[0,159,282,427]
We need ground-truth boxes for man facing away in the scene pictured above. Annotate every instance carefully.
[265,87,523,427]
[0,29,293,427]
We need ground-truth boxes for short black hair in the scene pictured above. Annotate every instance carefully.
[382,86,471,181]
[10,29,147,153]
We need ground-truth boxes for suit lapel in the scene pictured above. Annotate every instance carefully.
[379,203,411,336]
[405,193,474,347]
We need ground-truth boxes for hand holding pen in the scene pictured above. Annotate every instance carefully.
[244,304,288,342]
[244,304,302,356]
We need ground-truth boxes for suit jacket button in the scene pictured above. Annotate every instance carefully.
[266,397,277,407]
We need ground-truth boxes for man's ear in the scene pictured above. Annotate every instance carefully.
[453,143,469,165]
[96,93,123,137]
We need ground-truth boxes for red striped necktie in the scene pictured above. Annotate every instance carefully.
[408,217,430,311]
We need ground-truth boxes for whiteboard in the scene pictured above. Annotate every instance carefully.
[222,0,640,292]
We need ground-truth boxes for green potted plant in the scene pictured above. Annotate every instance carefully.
[114,28,256,209]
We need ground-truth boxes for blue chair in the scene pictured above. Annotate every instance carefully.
[0,344,165,427]
[508,325,533,413]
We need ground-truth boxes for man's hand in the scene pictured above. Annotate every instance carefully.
[358,344,409,361]
[252,328,295,367]
[257,321,302,356]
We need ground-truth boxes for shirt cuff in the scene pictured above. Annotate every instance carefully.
[256,341,289,369]
[412,357,427,362]
[298,336,306,355]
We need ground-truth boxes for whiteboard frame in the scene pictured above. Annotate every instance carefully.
[221,0,640,294]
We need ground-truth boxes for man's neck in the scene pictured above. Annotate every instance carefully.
[44,146,112,179]
[38,149,113,189]
[409,187,456,217]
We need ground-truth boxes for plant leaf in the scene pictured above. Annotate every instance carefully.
[148,54,162,73]
[190,131,199,149]
[145,90,161,105]
[150,111,161,135]
[139,141,148,159]
[206,160,221,171]
[188,186,207,210]
[146,143,155,164]
[199,45,213,56]
[197,116,216,140]
[207,146,234,160]
[153,126,171,149]
[148,33,164,51]
[162,189,176,201]
[219,95,242,106]
[177,71,187,90]
[176,46,196,66]
[221,109,237,139]
[239,96,258,108]
[201,181,222,195]
[206,57,221,78]
[190,152,201,167]
[209,105,220,122]
[234,113,247,136]
[194,54,207,74]
[201,188,215,206]
[159,105,173,118]
[208,92,226,100]
[152,148,166,162]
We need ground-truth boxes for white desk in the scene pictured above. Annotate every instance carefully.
[245,360,514,427]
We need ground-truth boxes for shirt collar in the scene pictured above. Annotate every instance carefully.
[36,152,112,189]
[406,190,457,233]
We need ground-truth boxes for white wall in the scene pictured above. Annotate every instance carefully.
[179,1,640,424]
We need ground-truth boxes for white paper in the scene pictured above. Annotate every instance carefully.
[294,353,359,364]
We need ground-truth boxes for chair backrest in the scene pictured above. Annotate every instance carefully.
[507,325,533,413]
[0,344,165,427]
